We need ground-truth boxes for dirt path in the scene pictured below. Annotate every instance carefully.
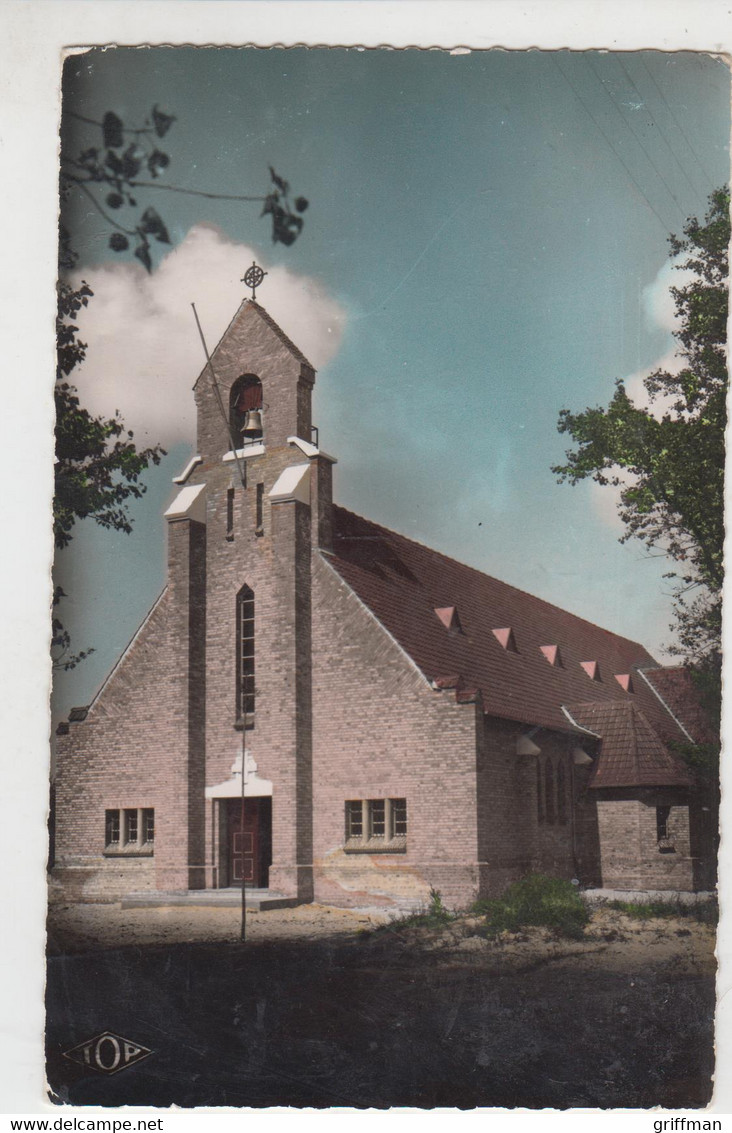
[47,898,716,979]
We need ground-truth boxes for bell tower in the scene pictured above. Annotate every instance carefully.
[193,298,316,464]
[164,282,335,899]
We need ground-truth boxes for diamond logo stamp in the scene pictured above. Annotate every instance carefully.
[63,1031,152,1075]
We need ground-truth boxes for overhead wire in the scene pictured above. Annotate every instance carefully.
[584,54,688,227]
[614,55,705,202]
[637,56,718,193]
[551,53,676,238]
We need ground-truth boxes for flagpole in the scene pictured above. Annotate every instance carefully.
[191,303,247,490]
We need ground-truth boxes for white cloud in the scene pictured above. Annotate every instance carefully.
[624,347,680,414]
[69,224,347,448]
[590,256,692,530]
[641,256,693,334]
[589,479,625,533]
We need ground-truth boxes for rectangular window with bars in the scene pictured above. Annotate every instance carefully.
[124,808,138,845]
[105,810,120,847]
[344,799,407,852]
[104,808,154,855]
[391,798,408,838]
[345,800,363,839]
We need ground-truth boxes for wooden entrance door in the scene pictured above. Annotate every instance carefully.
[227,797,271,888]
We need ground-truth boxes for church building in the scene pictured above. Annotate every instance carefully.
[52,293,715,908]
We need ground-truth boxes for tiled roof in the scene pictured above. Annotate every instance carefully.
[641,666,718,745]
[328,506,691,744]
[565,701,694,789]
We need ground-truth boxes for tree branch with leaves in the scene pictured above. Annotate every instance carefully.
[61,107,309,269]
[553,188,728,682]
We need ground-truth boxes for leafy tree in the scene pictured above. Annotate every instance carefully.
[53,254,167,670]
[55,105,309,668]
[55,269,165,554]
[553,188,728,691]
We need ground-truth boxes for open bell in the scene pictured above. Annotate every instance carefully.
[242,409,263,438]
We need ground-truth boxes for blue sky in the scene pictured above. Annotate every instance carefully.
[54,46,730,721]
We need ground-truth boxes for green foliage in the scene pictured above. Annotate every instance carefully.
[54,244,166,668]
[606,898,717,925]
[51,585,95,672]
[53,278,166,669]
[55,264,166,553]
[54,381,165,551]
[482,874,590,940]
[373,888,457,935]
[61,104,309,271]
[553,188,729,679]
[426,887,454,924]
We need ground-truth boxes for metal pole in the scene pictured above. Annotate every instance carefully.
[191,303,247,490]
[240,726,247,943]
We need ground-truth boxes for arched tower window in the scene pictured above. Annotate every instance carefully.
[230,375,263,447]
[544,759,555,825]
[236,585,255,725]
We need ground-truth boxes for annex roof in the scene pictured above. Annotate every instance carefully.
[327,506,692,745]
[563,701,694,789]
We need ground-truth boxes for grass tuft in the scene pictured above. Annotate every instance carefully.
[482,874,590,940]
[606,898,717,925]
[374,888,457,935]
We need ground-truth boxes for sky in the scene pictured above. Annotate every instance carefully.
[53,45,730,722]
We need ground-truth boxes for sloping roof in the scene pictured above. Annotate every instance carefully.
[640,666,718,746]
[564,701,694,789]
[193,299,313,389]
[328,506,690,745]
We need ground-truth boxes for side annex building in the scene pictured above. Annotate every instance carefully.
[52,298,715,908]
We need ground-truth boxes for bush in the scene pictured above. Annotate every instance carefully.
[483,874,590,940]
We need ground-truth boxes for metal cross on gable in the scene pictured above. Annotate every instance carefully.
[242,261,267,301]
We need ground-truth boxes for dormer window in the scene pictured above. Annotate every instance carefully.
[434,606,463,634]
[230,375,263,446]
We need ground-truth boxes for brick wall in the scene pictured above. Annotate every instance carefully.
[195,449,315,900]
[310,554,481,910]
[593,788,695,890]
[573,765,603,887]
[475,718,577,896]
[53,586,181,901]
[53,507,209,899]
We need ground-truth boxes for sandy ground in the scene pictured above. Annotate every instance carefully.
[47,900,391,951]
[47,898,716,978]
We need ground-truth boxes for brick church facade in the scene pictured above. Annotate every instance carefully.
[52,298,716,908]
